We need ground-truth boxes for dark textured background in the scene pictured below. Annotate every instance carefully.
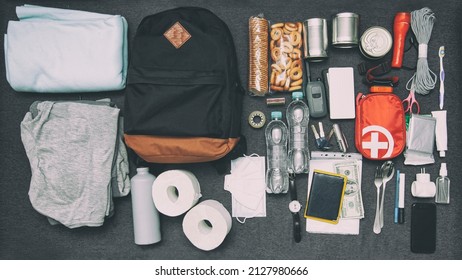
[1,0,461,260]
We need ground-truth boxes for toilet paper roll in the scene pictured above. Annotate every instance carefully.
[182,200,232,251]
[152,170,201,217]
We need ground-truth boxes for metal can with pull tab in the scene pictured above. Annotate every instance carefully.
[360,26,393,59]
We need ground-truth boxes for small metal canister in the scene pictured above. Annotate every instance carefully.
[332,12,359,48]
[360,26,393,59]
[303,18,328,61]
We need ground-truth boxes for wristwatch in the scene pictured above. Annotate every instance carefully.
[289,173,301,243]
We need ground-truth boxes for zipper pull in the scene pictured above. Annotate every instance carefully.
[356,93,364,106]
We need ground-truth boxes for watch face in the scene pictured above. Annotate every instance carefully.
[289,200,301,213]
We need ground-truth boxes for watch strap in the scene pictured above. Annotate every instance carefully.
[293,212,301,243]
[289,172,301,243]
[289,172,297,201]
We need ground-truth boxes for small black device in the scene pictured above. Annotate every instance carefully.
[304,61,328,118]
[411,203,436,253]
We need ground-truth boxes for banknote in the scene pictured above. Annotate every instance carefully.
[334,161,364,219]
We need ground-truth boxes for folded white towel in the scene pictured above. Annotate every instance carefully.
[4,5,128,93]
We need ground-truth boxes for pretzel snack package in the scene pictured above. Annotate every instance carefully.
[355,86,406,160]
[269,22,304,93]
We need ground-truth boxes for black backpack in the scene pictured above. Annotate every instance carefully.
[124,7,245,165]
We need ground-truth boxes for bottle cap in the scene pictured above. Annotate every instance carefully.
[271,111,282,120]
[137,167,149,173]
[439,163,447,177]
[398,208,405,224]
[292,91,303,100]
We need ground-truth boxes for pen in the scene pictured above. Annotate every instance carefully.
[398,173,405,224]
[394,170,400,224]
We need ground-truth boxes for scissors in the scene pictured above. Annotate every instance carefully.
[402,87,420,114]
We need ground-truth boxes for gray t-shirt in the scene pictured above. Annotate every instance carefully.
[21,100,130,228]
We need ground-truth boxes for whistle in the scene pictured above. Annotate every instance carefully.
[391,12,411,68]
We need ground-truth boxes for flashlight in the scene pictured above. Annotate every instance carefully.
[391,12,411,68]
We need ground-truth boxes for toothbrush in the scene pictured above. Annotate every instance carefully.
[439,46,445,110]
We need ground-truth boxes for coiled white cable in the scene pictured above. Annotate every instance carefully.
[406,7,437,95]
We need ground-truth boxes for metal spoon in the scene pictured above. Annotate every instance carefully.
[379,161,395,228]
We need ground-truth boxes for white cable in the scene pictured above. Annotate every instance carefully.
[406,7,437,95]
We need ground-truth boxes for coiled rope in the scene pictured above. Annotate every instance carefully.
[406,7,437,95]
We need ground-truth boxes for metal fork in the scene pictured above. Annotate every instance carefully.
[373,166,383,234]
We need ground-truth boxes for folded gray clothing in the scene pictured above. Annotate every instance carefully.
[21,100,130,228]
[29,98,130,196]
[112,116,130,198]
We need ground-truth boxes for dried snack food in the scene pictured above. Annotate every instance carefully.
[269,22,303,93]
[248,15,269,96]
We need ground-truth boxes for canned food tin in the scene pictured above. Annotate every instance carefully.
[360,26,393,59]
[332,12,359,48]
[303,18,328,61]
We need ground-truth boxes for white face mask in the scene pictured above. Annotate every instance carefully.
[224,154,266,223]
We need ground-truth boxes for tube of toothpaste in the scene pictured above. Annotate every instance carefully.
[431,110,447,157]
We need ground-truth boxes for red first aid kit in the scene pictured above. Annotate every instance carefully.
[355,86,406,160]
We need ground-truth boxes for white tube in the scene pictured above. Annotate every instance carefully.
[431,110,447,157]
[399,173,405,208]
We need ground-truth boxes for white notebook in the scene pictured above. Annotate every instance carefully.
[328,67,355,119]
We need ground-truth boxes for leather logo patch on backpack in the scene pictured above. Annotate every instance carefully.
[164,22,191,49]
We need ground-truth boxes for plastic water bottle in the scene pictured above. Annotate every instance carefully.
[131,167,161,245]
[265,111,289,194]
[286,91,310,174]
